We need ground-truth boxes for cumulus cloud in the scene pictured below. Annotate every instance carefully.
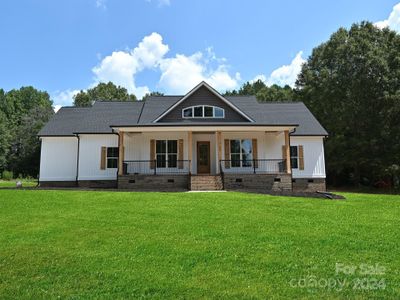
[96,0,107,9]
[53,32,239,108]
[375,3,400,31]
[254,51,305,88]
[159,51,239,94]
[92,32,168,98]
[146,0,171,7]
[250,74,267,83]
[52,89,80,112]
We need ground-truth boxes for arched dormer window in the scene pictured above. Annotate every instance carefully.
[182,105,225,118]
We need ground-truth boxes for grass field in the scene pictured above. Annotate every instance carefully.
[0,180,37,188]
[0,190,398,299]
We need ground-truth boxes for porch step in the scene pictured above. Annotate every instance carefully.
[190,175,223,191]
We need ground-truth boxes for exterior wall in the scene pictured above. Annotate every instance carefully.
[159,86,249,123]
[78,134,118,181]
[118,174,189,190]
[39,137,78,182]
[221,131,285,161]
[124,131,287,175]
[290,136,326,179]
[191,133,216,174]
[223,174,292,191]
[124,131,189,161]
[292,178,326,192]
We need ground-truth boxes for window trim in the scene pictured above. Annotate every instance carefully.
[182,105,225,119]
[156,139,178,169]
[290,145,299,169]
[230,139,253,168]
[106,147,119,169]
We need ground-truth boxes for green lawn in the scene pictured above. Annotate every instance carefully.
[0,180,37,188]
[0,190,398,299]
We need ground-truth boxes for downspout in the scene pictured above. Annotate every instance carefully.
[37,137,42,187]
[75,134,80,186]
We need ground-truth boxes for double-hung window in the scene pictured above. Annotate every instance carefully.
[230,139,253,167]
[106,147,119,168]
[156,140,177,168]
[290,146,298,169]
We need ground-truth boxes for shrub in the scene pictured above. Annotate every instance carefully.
[2,170,13,181]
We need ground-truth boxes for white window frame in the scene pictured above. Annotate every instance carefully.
[230,139,253,168]
[182,105,225,119]
[290,145,299,169]
[156,140,178,169]
[106,147,119,169]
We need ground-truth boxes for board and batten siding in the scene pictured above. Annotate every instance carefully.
[158,86,249,123]
[39,137,78,181]
[291,136,326,178]
[78,134,118,180]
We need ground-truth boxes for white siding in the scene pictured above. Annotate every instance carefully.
[291,136,326,178]
[78,134,118,180]
[221,131,285,161]
[39,137,78,181]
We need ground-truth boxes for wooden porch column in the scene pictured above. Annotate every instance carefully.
[284,130,291,174]
[188,131,192,174]
[216,131,222,174]
[118,131,124,175]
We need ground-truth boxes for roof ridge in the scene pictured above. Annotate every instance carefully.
[59,106,91,109]
[93,100,141,103]
[137,99,146,124]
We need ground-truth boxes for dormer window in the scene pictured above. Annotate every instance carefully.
[182,105,225,119]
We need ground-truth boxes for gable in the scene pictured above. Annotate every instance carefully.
[157,85,250,123]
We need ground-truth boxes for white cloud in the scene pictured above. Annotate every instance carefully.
[375,3,400,31]
[96,0,106,9]
[159,51,240,94]
[146,0,171,7]
[55,32,239,107]
[250,74,267,83]
[92,32,168,98]
[52,89,80,112]
[254,51,305,88]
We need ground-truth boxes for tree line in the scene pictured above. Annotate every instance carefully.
[1,21,399,188]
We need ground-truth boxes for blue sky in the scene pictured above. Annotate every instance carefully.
[0,0,399,109]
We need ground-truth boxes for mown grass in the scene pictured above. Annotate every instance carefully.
[0,179,37,188]
[0,190,398,299]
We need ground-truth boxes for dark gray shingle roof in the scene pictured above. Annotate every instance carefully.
[38,101,143,136]
[38,96,327,136]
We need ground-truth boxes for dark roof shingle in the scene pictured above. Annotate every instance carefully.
[38,96,327,136]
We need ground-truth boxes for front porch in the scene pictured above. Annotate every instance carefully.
[115,127,294,191]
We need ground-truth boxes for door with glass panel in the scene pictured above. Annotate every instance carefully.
[197,141,210,174]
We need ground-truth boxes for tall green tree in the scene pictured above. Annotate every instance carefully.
[0,87,53,177]
[0,111,10,171]
[225,80,295,101]
[141,91,164,101]
[73,82,137,106]
[296,21,400,186]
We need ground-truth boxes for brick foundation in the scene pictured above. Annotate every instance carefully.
[222,174,292,192]
[40,180,117,188]
[78,180,117,188]
[292,178,326,192]
[118,174,189,191]
[39,181,77,188]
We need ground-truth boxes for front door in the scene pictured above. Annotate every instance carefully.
[197,141,210,174]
